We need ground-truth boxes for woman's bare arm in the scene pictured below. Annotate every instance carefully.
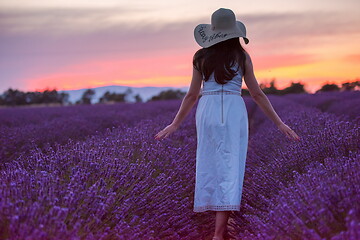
[154,66,202,140]
[243,52,300,141]
[243,52,283,126]
[171,66,203,128]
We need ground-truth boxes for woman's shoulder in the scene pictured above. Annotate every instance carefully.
[243,51,253,69]
[243,51,251,61]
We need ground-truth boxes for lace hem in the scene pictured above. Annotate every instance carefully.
[193,205,240,212]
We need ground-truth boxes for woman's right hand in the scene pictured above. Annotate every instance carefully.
[154,123,179,141]
[277,122,301,141]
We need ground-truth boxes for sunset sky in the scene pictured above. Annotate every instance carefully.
[0,0,359,94]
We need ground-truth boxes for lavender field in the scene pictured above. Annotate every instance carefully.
[0,91,359,239]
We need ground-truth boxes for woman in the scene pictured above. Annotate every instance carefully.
[154,8,300,240]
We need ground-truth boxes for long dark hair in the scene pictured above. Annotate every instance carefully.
[193,37,247,84]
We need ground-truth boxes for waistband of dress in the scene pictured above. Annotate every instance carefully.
[201,90,242,95]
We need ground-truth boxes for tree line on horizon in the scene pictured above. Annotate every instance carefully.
[0,79,358,107]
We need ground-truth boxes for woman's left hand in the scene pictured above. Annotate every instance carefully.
[154,124,179,140]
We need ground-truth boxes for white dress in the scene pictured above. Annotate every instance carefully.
[193,65,249,212]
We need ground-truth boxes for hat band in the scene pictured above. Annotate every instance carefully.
[207,31,239,43]
[197,26,242,44]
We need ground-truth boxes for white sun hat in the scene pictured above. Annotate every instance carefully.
[194,8,249,48]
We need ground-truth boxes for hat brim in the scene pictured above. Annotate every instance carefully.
[194,21,249,48]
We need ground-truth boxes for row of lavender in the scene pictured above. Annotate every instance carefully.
[0,101,181,168]
[0,92,359,239]
[285,90,360,124]
[230,95,360,239]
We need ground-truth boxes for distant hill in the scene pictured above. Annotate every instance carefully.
[58,85,190,104]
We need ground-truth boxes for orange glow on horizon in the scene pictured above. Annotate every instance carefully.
[25,50,359,94]
[29,74,356,95]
